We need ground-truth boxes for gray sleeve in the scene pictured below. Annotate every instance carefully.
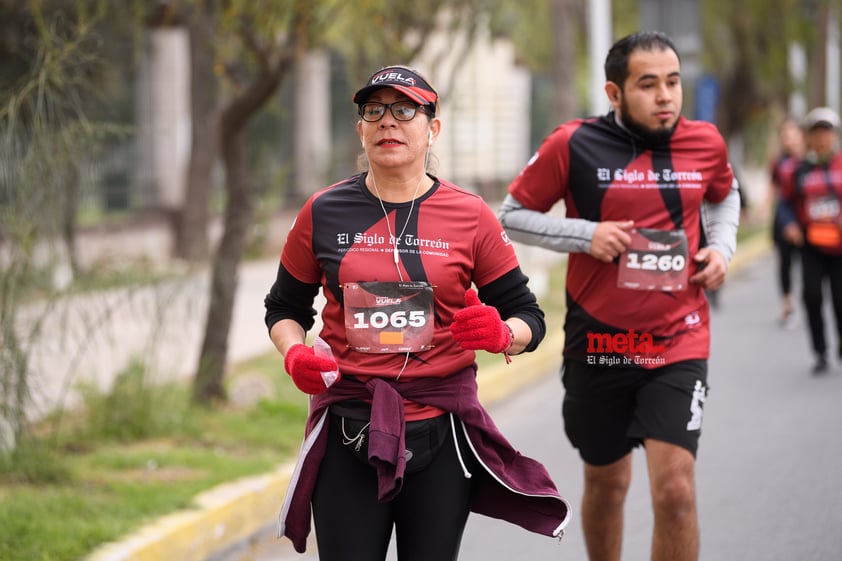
[700,177,742,264]
[497,194,596,254]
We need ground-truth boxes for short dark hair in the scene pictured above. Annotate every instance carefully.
[604,31,680,88]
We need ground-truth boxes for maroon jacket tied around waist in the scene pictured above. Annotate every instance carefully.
[277,364,571,553]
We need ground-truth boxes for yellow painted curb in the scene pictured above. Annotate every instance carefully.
[731,232,772,272]
[85,464,294,561]
[477,331,564,405]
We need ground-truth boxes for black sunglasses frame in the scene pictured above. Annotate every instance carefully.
[358,101,432,122]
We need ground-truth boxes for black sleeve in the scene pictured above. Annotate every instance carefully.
[264,262,321,333]
[477,267,546,353]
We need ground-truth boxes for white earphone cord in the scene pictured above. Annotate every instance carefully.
[368,168,426,380]
[366,124,433,379]
[369,171,425,279]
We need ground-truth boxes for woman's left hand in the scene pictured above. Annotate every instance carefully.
[449,289,511,353]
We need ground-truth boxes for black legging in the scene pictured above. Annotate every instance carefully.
[800,244,842,356]
[773,205,798,297]
[312,413,477,561]
[776,239,798,297]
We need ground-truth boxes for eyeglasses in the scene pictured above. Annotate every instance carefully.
[358,101,426,122]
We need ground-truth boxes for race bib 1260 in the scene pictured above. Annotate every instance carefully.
[617,228,689,291]
[343,281,434,353]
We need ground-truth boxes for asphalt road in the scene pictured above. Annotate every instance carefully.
[227,252,842,561]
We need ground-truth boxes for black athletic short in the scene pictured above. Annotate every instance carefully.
[561,359,708,466]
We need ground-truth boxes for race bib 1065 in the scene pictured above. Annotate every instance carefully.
[343,281,434,353]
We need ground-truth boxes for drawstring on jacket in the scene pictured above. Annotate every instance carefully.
[450,412,472,478]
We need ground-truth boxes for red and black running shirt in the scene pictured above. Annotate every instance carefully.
[780,151,842,255]
[508,113,733,367]
[279,173,521,379]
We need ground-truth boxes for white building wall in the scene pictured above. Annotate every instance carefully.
[136,27,191,209]
[133,18,530,208]
[414,15,531,196]
[294,51,332,197]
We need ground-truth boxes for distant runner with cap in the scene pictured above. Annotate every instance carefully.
[779,106,842,374]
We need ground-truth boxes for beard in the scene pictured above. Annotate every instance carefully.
[619,96,676,145]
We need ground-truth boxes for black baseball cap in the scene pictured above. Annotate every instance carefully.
[352,66,438,109]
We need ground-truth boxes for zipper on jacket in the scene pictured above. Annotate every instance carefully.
[456,418,571,538]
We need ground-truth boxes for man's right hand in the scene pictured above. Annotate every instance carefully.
[589,220,635,262]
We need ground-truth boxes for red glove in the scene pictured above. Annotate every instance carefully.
[283,344,340,394]
[450,289,512,354]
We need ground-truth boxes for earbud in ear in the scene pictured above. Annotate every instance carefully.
[428,131,433,146]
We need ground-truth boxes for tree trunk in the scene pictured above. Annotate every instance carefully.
[292,50,331,203]
[809,1,830,109]
[718,14,761,141]
[191,124,252,405]
[190,42,292,405]
[551,0,579,123]
[61,160,81,278]
[176,5,218,261]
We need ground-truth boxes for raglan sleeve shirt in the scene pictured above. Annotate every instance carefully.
[500,121,600,254]
[264,195,323,333]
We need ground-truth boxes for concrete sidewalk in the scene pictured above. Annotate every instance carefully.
[21,257,286,422]
[18,209,305,423]
[84,232,772,561]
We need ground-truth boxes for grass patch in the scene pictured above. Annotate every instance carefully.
[0,351,310,561]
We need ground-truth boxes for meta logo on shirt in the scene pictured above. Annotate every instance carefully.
[585,329,667,367]
[586,329,665,354]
